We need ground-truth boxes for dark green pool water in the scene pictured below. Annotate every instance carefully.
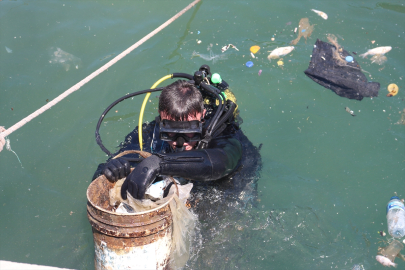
[1,1,404,269]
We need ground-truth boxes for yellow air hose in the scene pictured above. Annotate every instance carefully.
[138,74,173,150]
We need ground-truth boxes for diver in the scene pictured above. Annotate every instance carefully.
[93,65,261,206]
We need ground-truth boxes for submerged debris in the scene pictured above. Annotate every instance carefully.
[6,138,23,168]
[395,108,405,125]
[304,39,380,100]
[290,18,315,45]
[371,54,388,65]
[387,83,399,97]
[191,50,227,63]
[327,34,347,66]
[221,44,239,53]
[359,46,392,58]
[250,45,260,54]
[49,47,81,71]
[360,46,391,65]
[351,264,364,270]
[311,9,328,20]
[345,107,356,116]
[267,46,294,60]
[376,255,397,267]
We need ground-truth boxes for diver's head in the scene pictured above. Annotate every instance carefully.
[159,80,206,151]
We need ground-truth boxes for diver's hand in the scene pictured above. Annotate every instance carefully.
[121,155,161,200]
[103,158,131,182]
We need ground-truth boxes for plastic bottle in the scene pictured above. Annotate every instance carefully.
[386,196,405,238]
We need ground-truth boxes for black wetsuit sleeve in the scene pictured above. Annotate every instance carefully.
[92,121,157,181]
[159,136,242,181]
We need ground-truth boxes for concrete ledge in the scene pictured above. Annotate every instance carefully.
[0,260,75,270]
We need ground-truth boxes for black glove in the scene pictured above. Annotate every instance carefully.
[103,157,131,182]
[121,155,161,200]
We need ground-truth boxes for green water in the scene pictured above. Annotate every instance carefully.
[0,0,404,269]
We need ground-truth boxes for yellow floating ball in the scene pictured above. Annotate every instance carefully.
[250,45,260,54]
[387,83,399,97]
[277,60,284,66]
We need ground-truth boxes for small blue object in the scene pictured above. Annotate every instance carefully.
[197,31,200,34]
[345,56,353,62]
[301,29,306,32]
[246,61,254,68]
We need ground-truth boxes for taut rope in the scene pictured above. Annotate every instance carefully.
[0,0,200,152]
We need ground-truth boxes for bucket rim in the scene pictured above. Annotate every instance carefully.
[87,176,176,216]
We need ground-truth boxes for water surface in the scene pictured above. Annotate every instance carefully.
[0,1,404,269]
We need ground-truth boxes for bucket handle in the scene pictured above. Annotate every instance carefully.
[111,150,180,197]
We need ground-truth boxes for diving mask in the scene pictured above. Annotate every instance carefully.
[159,119,203,143]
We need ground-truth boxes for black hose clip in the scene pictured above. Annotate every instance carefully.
[193,70,204,86]
[193,65,212,87]
[199,65,211,78]
[197,134,212,149]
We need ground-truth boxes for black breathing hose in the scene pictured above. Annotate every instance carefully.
[95,69,229,156]
[95,87,165,157]
[172,73,194,80]
[211,101,236,136]
[200,82,225,135]
[95,73,195,157]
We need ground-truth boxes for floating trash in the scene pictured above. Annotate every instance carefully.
[304,39,380,100]
[5,137,23,168]
[191,50,227,63]
[245,61,253,68]
[277,60,284,66]
[326,34,348,66]
[311,9,328,20]
[395,109,405,125]
[378,239,404,264]
[5,46,12,53]
[376,255,397,267]
[351,264,364,270]
[290,18,315,45]
[49,47,81,71]
[345,107,356,116]
[221,44,239,53]
[370,54,388,65]
[250,45,260,54]
[345,56,353,62]
[258,70,262,76]
[359,46,391,58]
[387,83,399,97]
[268,46,294,60]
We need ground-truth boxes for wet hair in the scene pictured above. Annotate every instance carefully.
[159,80,204,121]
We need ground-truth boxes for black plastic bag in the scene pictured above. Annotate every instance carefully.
[304,39,380,100]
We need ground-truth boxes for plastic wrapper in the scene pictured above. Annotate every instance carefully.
[109,178,196,269]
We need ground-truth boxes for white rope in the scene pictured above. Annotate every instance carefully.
[0,0,201,152]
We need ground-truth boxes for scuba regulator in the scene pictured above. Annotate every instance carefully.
[95,64,238,158]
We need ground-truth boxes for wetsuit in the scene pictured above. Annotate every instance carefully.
[93,116,244,185]
[93,113,262,268]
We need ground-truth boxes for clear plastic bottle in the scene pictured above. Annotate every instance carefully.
[386,196,405,238]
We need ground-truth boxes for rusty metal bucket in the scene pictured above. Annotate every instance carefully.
[87,175,174,270]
